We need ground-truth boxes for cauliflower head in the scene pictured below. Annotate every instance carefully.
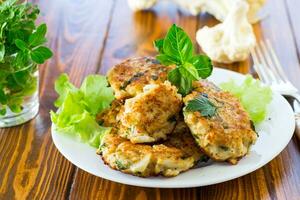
[127,0,266,24]
[200,0,266,23]
[196,1,256,63]
[172,0,205,15]
[173,0,266,23]
[127,0,157,11]
[247,0,266,23]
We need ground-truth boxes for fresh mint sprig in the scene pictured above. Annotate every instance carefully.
[0,0,53,115]
[154,24,213,96]
[15,24,53,64]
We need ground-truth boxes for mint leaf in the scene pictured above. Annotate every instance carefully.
[29,23,47,47]
[178,75,193,96]
[154,24,213,96]
[168,68,181,87]
[181,63,199,80]
[154,38,164,53]
[190,55,213,78]
[185,95,217,117]
[0,43,4,61]
[156,54,174,65]
[15,39,27,51]
[10,104,22,113]
[168,67,193,96]
[30,46,53,64]
[161,24,193,65]
[0,87,7,104]
[178,65,198,95]
[0,1,52,115]
[0,108,6,115]
[15,51,29,68]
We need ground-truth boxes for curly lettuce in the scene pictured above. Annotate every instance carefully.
[51,73,114,148]
[220,75,272,124]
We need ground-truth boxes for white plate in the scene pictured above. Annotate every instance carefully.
[51,68,295,188]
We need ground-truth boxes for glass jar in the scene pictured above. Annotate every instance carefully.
[0,71,39,128]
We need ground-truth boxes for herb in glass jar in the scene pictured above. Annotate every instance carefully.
[0,0,53,118]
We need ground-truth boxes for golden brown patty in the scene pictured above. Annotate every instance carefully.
[98,120,204,177]
[183,81,257,164]
[97,100,123,127]
[117,81,182,143]
[107,57,175,99]
[163,120,204,163]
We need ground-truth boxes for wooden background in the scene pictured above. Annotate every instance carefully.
[1,0,300,199]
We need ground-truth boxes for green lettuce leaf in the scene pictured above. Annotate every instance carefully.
[54,73,79,107]
[80,75,114,115]
[51,73,114,148]
[220,75,272,124]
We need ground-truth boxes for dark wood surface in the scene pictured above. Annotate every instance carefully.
[1,0,300,199]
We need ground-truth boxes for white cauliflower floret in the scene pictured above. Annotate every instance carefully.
[172,0,204,15]
[199,0,233,20]
[247,0,266,23]
[127,0,266,24]
[199,0,266,23]
[127,0,157,11]
[196,1,256,63]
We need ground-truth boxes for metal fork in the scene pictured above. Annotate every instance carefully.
[251,39,300,140]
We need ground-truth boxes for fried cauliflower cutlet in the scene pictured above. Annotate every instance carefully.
[107,57,175,99]
[96,99,123,127]
[97,92,204,177]
[117,81,182,143]
[183,81,257,164]
[163,120,204,162]
[97,121,204,177]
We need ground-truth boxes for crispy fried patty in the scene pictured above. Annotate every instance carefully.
[97,100,123,127]
[107,57,175,99]
[97,120,204,177]
[183,81,257,164]
[97,98,203,177]
[117,81,182,143]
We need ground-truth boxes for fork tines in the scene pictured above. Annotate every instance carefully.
[251,39,289,84]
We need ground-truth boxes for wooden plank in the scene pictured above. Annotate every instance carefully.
[70,0,300,199]
[0,0,114,199]
[1,0,298,199]
[98,1,250,75]
[98,0,180,74]
[70,141,300,200]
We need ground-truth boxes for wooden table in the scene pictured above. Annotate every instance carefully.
[1,0,300,199]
